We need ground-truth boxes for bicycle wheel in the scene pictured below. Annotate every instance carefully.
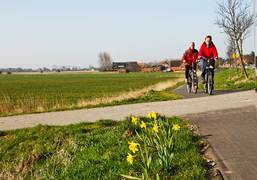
[192,72,198,94]
[204,75,208,94]
[192,85,197,94]
[186,75,192,93]
[186,81,191,93]
[207,72,213,95]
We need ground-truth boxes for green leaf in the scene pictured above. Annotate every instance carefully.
[156,173,160,180]
[121,175,142,180]
[147,155,152,168]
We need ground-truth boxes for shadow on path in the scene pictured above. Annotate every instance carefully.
[172,84,248,99]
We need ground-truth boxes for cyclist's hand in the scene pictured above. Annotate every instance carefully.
[198,56,204,60]
[183,60,187,64]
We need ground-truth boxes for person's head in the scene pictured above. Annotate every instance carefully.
[189,42,195,49]
[205,35,212,46]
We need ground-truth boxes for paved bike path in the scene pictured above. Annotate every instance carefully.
[172,80,245,99]
[183,105,257,180]
[0,90,256,131]
[174,85,257,179]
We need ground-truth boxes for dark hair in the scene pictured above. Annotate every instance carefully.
[205,35,212,41]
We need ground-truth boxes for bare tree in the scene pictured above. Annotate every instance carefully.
[98,52,112,71]
[226,45,234,67]
[216,0,256,78]
[226,36,237,67]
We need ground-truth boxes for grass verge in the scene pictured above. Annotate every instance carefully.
[198,68,256,91]
[0,116,206,179]
[213,68,256,90]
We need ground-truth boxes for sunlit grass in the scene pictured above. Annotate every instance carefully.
[0,116,206,179]
[213,68,256,90]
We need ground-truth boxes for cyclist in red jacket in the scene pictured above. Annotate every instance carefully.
[198,35,218,82]
[181,42,198,83]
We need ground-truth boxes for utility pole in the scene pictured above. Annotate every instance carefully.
[253,0,257,76]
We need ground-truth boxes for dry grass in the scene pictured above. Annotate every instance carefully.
[77,77,184,107]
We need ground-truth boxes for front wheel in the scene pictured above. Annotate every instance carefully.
[192,85,198,94]
[204,76,208,94]
[192,72,198,94]
[186,76,192,93]
[186,83,191,93]
[207,73,213,95]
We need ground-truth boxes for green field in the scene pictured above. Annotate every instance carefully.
[0,72,183,116]
[0,116,206,179]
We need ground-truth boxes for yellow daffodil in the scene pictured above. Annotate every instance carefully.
[151,112,157,120]
[140,121,147,129]
[172,124,181,131]
[127,153,135,164]
[152,123,159,133]
[128,141,139,153]
[147,113,152,119]
[131,116,138,125]
[147,112,157,120]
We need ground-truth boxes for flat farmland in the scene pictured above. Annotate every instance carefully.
[0,72,183,116]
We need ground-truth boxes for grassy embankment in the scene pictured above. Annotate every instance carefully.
[198,68,256,90]
[213,68,256,90]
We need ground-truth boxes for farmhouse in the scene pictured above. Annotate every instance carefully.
[112,62,141,72]
[158,59,183,72]
[112,59,183,73]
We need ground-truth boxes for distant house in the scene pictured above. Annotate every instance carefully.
[112,62,141,72]
[244,53,256,65]
[157,60,183,72]
[169,60,182,67]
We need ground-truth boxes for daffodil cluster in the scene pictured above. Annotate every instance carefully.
[127,112,181,172]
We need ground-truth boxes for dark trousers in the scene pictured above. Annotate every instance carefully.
[185,63,196,80]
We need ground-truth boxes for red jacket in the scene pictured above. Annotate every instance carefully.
[198,42,218,59]
[182,48,198,63]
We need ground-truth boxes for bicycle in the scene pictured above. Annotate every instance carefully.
[186,62,198,94]
[203,59,215,95]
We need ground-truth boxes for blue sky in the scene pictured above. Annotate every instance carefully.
[0,0,256,68]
